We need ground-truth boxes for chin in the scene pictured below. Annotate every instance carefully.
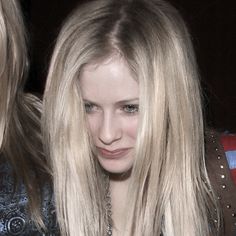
[98,157,133,175]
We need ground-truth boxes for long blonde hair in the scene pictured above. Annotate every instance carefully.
[43,0,219,235]
[0,0,48,229]
[0,0,27,148]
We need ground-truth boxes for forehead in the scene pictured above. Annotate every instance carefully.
[79,56,139,102]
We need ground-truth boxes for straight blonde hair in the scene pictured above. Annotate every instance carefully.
[0,0,49,229]
[43,0,219,235]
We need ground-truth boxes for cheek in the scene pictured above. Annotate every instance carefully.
[124,117,138,141]
[86,116,99,139]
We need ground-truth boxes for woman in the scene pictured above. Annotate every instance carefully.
[43,0,235,235]
[0,0,58,234]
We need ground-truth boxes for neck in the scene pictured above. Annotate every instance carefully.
[109,171,131,234]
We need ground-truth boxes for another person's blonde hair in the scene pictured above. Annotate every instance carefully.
[0,0,48,228]
[43,0,219,235]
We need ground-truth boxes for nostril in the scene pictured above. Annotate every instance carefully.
[98,137,114,146]
[98,134,121,146]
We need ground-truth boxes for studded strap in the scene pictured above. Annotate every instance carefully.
[206,130,236,236]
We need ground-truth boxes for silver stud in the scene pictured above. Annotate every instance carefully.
[226,205,231,209]
[221,175,225,179]
[222,184,226,189]
[217,196,221,200]
[220,165,224,169]
[232,213,236,217]
[214,219,218,223]
[215,148,218,151]
[217,156,221,160]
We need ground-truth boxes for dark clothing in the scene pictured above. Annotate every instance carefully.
[206,131,236,236]
[0,162,59,236]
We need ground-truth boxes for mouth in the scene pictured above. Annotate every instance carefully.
[96,147,132,159]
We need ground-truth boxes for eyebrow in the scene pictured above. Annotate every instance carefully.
[116,98,139,104]
[82,98,139,105]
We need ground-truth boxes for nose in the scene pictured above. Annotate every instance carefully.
[98,112,121,145]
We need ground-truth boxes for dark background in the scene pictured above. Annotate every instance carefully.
[21,0,236,132]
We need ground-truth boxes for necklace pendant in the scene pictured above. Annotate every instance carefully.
[107,225,112,236]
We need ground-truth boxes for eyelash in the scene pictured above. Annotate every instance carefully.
[84,103,97,113]
[122,104,139,114]
[84,103,139,114]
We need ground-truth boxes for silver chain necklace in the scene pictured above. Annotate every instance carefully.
[105,176,113,236]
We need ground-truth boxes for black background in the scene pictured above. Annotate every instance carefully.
[21,0,236,132]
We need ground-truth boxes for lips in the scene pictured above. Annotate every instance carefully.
[96,147,131,159]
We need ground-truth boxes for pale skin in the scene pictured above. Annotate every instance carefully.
[80,55,139,234]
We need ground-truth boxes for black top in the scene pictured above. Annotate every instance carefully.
[0,161,59,235]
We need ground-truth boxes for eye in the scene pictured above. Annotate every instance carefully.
[122,104,139,114]
[84,102,98,113]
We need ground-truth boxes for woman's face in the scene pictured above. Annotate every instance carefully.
[80,56,139,174]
